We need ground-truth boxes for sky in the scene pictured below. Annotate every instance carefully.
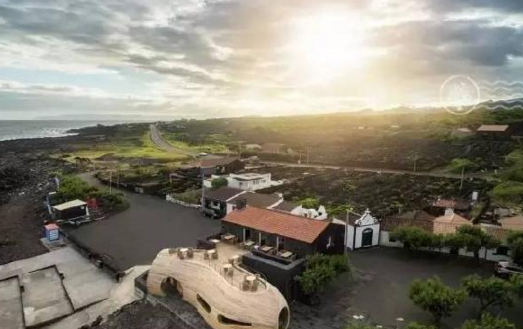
[1,0,523,120]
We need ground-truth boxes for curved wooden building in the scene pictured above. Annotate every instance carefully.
[147,245,290,329]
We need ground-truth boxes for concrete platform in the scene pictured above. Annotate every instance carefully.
[21,267,74,327]
[0,277,24,329]
[0,247,116,328]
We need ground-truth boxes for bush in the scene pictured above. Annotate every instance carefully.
[460,313,516,329]
[56,175,128,212]
[463,275,515,313]
[298,197,320,209]
[211,177,228,189]
[448,158,479,174]
[492,181,523,208]
[507,233,523,265]
[409,277,467,326]
[391,226,435,250]
[297,254,350,295]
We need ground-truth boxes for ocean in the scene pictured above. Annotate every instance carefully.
[0,120,126,141]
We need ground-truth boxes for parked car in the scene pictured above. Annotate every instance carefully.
[494,261,523,278]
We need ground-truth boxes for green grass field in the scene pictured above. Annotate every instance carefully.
[59,132,188,162]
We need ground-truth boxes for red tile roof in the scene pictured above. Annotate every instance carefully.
[477,125,509,132]
[432,199,470,210]
[223,206,329,244]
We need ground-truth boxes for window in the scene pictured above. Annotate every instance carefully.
[496,246,509,256]
[218,315,251,327]
[196,294,211,313]
[279,308,290,329]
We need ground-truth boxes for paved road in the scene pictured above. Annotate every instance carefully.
[262,161,491,180]
[150,123,489,180]
[149,124,197,158]
[70,173,220,270]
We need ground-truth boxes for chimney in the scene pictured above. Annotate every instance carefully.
[444,208,454,216]
[236,198,247,210]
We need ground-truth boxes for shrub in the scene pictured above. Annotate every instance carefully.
[409,277,466,326]
[463,275,515,313]
[460,313,516,329]
[391,226,434,250]
[211,177,228,189]
[297,254,350,295]
[448,158,479,174]
[492,181,523,208]
[299,197,320,209]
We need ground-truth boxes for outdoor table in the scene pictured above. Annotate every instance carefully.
[244,240,255,246]
[223,263,232,273]
[230,255,240,264]
[207,249,217,259]
[260,245,273,253]
[280,251,293,258]
[246,275,256,285]
[223,234,236,244]
[210,239,220,244]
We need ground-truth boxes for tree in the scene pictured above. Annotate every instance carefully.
[460,313,516,329]
[345,321,375,329]
[463,275,515,314]
[406,324,436,329]
[510,274,523,298]
[297,254,350,295]
[391,226,434,250]
[454,226,500,261]
[492,181,523,208]
[448,158,478,174]
[299,197,320,209]
[211,177,228,189]
[409,277,466,327]
[444,233,466,254]
[507,232,523,265]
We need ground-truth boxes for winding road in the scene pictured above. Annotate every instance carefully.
[149,124,488,180]
[149,124,197,158]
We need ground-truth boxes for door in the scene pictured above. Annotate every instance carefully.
[361,228,373,247]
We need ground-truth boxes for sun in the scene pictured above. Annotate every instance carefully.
[288,11,367,84]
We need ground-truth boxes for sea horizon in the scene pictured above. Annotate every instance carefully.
[0,120,136,141]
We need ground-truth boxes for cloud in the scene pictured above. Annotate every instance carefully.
[1,0,523,119]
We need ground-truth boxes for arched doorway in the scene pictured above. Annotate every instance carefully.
[161,277,183,297]
[361,228,373,247]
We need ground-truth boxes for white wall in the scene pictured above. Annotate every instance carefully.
[346,225,355,250]
[379,230,513,262]
[354,224,380,249]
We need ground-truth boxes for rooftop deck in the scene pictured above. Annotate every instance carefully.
[173,241,268,292]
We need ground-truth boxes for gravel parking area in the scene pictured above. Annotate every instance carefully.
[311,248,523,329]
[69,174,220,271]
[89,301,185,329]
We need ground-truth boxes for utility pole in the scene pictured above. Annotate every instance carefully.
[344,210,349,255]
[307,148,310,165]
[109,171,112,194]
[238,141,242,159]
[200,166,205,207]
[459,166,465,191]
[413,153,418,172]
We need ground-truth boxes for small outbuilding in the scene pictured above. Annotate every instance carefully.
[52,199,89,222]
[334,210,380,250]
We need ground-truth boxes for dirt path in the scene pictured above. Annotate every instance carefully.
[149,124,197,158]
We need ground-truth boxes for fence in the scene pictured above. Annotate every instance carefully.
[165,194,201,209]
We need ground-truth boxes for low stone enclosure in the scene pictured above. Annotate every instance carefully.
[379,230,513,262]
